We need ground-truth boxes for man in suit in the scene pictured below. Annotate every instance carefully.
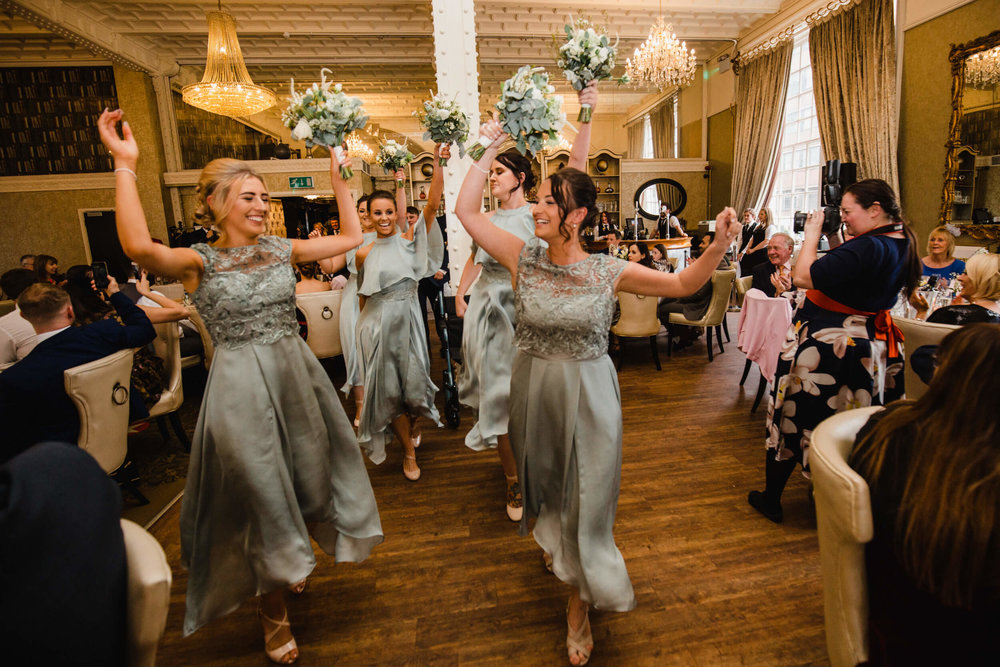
[0,281,155,463]
[751,233,794,298]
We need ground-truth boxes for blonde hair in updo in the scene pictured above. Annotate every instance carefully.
[193,158,266,229]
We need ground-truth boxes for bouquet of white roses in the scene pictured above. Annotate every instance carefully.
[376,140,415,185]
[467,66,566,160]
[282,68,368,179]
[413,94,470,166]
[556,19,629,122]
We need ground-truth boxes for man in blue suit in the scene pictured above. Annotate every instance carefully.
[0,281,155,463]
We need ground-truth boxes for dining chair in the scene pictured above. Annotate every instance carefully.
[810,405,881,667]
[121,518,171,667]
[611,292,661,370]
[737,288,794,413]
[666,269,737,362]
[894,317,960,401]
[296,290,343,359]
[63,347,148,504]
[735,275,753,308]
[147,321,189,451]
[185,307,214,370]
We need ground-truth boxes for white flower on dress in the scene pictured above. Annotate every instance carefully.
[779,399,798,434]
[800,429,814,477]
[780,321,808,361]
[811,315,869,358]
[826,385,873,412]
[786,347,836,397]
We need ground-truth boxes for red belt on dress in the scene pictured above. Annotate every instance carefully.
[805,289,904,360]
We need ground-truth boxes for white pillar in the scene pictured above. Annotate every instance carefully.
[431,0,479,288]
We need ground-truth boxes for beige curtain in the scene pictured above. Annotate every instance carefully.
[731,41,793,215]
[809,0,897,190]
[650,99,675,159]
[627,121,644,160]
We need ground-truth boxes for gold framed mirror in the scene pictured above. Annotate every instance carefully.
[940,30,1000,231]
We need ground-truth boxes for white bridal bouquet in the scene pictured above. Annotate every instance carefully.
[376,140,415,185]
[467,65,566,160]
[413,94,470,165]
[282,68,369,179]
[556,19,629,122]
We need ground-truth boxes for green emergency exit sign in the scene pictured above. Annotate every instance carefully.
[289,176,314,189]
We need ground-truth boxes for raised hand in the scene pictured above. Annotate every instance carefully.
[439,143,452,162]
[577,80,598,117]
[480,116,507,151]
[713,207,741,247]
[329,144,350,183]
[97,108,138,169]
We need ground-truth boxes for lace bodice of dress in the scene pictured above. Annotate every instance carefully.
[190,235,298,349]
[514,238,628,360]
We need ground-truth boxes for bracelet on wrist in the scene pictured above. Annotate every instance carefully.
[471,162,489,175]
[114,167,138,180]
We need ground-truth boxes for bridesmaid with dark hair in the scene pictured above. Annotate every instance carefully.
[455,93,740,664]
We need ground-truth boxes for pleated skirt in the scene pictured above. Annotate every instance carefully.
[458,276,517,451]
[356,281,441,464]
[339,273,363,395]
[508,350,636,612]
[179,334,383,636]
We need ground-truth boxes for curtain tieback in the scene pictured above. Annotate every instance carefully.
[805,289,903,360]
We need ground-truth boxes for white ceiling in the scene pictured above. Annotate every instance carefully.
[0,0,783,143]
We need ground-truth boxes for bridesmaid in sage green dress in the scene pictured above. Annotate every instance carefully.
[355,144,449,480]
[99,109,382,665]
[455,99,740,665]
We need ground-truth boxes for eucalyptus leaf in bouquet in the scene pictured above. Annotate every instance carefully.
[556,19,629,122]
[376,140,415,184]
[282,67,368,179]
[413,93,470,165]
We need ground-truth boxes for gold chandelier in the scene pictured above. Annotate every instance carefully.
[966,45,1000,89]
[346,135,375,162]
[182,5,276,117]
[625,17,698,91]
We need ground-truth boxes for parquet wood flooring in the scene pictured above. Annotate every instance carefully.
[149,313,828,666]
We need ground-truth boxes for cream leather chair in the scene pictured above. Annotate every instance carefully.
[185,308,214,370]
[894,317,959,401]
[64,348,148,504]
[148,322,189,450]
[121,518,172,667]
[810,405,882,667]
[667,269,737,362]
[612,292,662,370]
[735,275,753,308]
[296,290,343,359]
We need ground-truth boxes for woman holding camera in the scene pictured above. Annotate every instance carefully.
[748,179,919,523]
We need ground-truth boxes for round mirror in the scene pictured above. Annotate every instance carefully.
[633,178,687,220]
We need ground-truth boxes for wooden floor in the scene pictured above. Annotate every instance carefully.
[149,314,828,666]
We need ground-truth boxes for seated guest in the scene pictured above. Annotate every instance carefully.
[914,253,1000,324]
[920,225,965,283]
[0,282,155,463]
[657,233,730,346]
[849,323,1000,666]
[34,254,63,286]
[650,243,673,272]
[627,242,653,268]
[751,233,795,297]
[295,261,332,294]
[19,254,35,272]
[0,442,128,665]
[0,269,39,369]
[605,229,628,260]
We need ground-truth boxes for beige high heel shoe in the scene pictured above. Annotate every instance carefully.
[505,475,523,522]
[403,454,421,481]
[566,603,592,666]
[258,604,299,664]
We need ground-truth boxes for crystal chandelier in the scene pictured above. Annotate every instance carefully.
[965,46,1000,89]
[625,17,698,91]
[182,5,276,117]
[346,135,374,163]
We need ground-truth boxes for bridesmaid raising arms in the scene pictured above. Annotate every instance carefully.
[455,103,739,664]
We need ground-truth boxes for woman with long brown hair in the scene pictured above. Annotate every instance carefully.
[849,323,1000,665]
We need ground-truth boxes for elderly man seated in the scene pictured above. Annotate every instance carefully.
[0,282,155,463]
[751,233,795,298]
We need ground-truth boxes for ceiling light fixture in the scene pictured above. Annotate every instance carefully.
[965,45,1000,89]
[625,7,697,91]
[182,3,276,117]
[346,134,375,163]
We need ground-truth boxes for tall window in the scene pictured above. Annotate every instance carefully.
[641,114,654,159]
[772,29,822,234]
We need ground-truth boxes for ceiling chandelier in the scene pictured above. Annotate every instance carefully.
[346,135,374,163]
[182,4,276,117]
[625,17,698,91]
[965,45,1000,89]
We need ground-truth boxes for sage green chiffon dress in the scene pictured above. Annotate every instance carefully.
[356,219,442,464]
[510,237,636,612]
[458,205,535,451]
[340,231,377,395]
[180,236,383,636]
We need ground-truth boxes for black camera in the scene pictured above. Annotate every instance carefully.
[793,160,856,235]
[91,261,110,290]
